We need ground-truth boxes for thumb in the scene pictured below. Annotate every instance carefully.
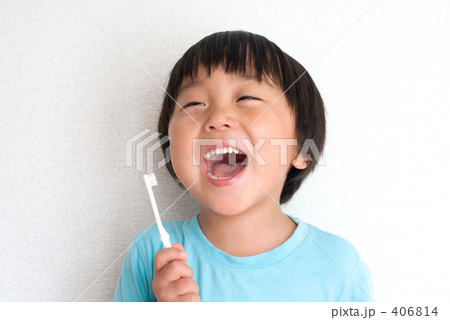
[171,242,188,265]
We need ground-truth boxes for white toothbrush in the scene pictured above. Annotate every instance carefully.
[143,173,171,248]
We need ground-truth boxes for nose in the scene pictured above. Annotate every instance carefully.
[203,107,236,132]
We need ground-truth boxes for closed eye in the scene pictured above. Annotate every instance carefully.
[238,96,259,101]
[182,96,260,109]
[183,101,205,109]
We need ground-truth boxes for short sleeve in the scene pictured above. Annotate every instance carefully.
[113,234,155,302]
[338,259,375,302]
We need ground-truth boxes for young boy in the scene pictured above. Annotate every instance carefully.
[113,30,374,302]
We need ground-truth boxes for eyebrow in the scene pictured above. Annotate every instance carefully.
[178,75,273,96]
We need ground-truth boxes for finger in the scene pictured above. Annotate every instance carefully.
[171,242,185,251]
[169,277,199,297]
[154,246,187,273]
[159,260,194,282]
[171,243,188,264]
[174,292,201,302]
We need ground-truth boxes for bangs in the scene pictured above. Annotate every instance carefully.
[171,31,286,96]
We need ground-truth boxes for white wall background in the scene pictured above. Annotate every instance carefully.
[1,0,449,302]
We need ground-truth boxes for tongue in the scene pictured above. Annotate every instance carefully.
[211,162,244,178]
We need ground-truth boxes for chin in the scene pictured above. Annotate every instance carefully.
[195,193,248,217]
[210,204,244,216]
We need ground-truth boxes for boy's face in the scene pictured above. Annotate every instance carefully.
[167,65,306,216]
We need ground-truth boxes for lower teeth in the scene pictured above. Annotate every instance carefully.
[208,172,231,180]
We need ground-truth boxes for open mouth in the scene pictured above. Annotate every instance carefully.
[202,146,249,181]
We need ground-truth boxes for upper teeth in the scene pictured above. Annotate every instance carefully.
[204,147,244,160]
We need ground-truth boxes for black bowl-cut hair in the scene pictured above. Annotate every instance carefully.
[158,30,326,204]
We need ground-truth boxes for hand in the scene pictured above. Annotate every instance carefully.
[152,243,201,302]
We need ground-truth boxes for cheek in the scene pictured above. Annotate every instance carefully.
[170,138,189,167]
[252,123,297,172]
[259,143,286,169]
[168,123,197,179]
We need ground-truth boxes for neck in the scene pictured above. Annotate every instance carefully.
[197,198,297,257]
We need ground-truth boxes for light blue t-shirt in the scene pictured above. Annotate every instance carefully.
[113,214,374,302]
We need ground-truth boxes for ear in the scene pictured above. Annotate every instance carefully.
[291,153,308,170]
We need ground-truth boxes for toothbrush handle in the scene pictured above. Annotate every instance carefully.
[158,226,172,249]
[146,185,172,248]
